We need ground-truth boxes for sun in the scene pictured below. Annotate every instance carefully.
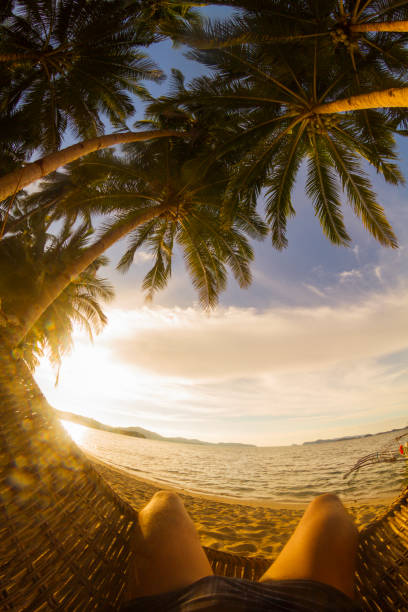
[36,323,183,432]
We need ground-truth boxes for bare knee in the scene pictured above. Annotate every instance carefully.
[150,490,184,510]
[137,489,201,566]
[307,493,358,537]
[139,491,187,526]
[311,492,341,507]
[308,493,347,517]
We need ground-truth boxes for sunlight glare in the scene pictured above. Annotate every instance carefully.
[36,315,196,431]
[61,420,89,446]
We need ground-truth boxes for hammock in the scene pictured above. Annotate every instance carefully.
[1,347,408,611]
[344,433,408,480]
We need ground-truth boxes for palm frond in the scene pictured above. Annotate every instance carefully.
[327,138,398,247]
[264,122,307,249]
[306,134,351,246]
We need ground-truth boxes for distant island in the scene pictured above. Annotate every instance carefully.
[56,409,407,448]
[55,409,147,439]
[55,409,256,447]
[303,426,408,445]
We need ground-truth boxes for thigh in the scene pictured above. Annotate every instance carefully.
[125,490,213,600]
[259,493,359,599]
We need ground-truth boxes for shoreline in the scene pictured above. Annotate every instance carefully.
[89,454,394,559]
[90,454,394,509]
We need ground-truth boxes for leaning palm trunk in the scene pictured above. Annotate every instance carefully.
[313,86,408,114]
[0,53,42,62]
[0,130,179,202]
[12,203,169,346]
[350,20,408,32]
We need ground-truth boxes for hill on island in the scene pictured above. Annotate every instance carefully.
[303,426,408,445]
[55,409,255,447]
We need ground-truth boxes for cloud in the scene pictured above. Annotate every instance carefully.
[107,289,408,382]
[36,287,408,445]
[352,245,360,261]
[303,283,326,298]
[133,250,153,263]
[374,266,382,281]
[338,269,362,282]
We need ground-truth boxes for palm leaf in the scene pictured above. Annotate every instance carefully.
[264,121,307,249]
[327,138,398,248]
[306,134,351,246]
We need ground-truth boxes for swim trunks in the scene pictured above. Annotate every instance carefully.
[121,575,362,611]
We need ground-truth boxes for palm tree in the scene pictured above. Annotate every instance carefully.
[3,1,407,205]
[5,94,267,346]
[172,7,407,250]
[0,127,180,206]
[126,0,203,37]
[0,0,164,156]
[201,1,408,37]
[0,0,213,205]
[3,2,407,203]
[181,1,408,135]
[0,217,114,375]
[1,151,119,237]
[0,1,215,202]
[183,2,408,114]
[251,1,408,109]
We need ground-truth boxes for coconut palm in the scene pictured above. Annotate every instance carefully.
[0,0,211,200]
[1,69,235,233]
[6,92,267,345]
[179,1,408,141]
[2,0,408,204]
[125,0,203,37]
[172,6,407,250]
[1,151,118,237]
[0,127,183,205]
[0,0,164,156]
[182,1,408,121]
[0,216,114,374]
[199,1,408,40]
[214,1,408,112]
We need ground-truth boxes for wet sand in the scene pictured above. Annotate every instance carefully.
[90,455,391,560]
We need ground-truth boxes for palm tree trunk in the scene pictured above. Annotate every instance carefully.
[0,130,179,203]
[0,53,40,62]
[313,86,408,114]
[13,203,169,346]
[350,20,408,32]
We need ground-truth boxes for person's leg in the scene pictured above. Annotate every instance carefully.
[259,493,359,599]
[125,490,213,600]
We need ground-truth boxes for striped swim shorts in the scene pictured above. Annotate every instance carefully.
[121,575,362,611]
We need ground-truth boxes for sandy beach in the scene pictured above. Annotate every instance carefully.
[90,455,392,561]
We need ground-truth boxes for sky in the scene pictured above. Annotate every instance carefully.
[35,9,408,447]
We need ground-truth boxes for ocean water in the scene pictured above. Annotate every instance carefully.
[63,422,408,504]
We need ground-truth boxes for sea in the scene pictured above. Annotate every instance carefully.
[62,422,408,504]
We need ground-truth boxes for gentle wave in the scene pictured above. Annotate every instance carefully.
[63,422,408,503]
